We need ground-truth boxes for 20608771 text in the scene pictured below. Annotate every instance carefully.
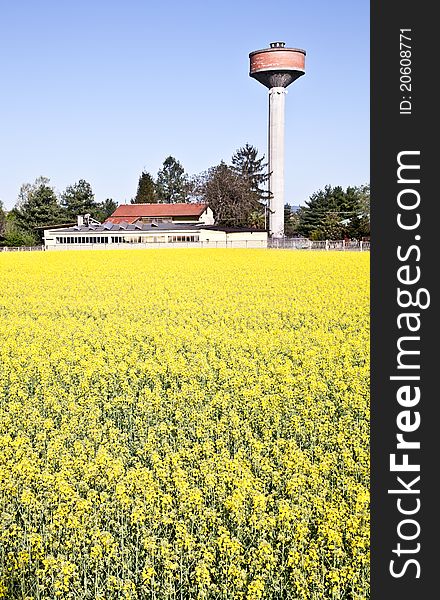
[400,29,412,115]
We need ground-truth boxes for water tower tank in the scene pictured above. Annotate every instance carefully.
[249,42,306,89]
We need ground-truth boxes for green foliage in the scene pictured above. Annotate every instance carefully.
[1,212,38,246]
[231,143,269,199]
[297,185,370,240]
[60,179,97,219]
[0,201,6,238]
[95,198,118,223]
[156,156,189,203]
[11,177,65,242]
[2,228,38,247]
[284,204,300,236]
[230,143,269,227]
[354,184,370,218]
[132,171,157,204]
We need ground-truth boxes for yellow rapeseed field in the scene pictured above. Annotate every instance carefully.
[0,249,369,599]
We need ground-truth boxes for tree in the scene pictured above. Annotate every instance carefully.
[156,156,189,203]
[95,198,118,222]
[12,177,65,241]
[132,170,157,204]
[284,204,301,236]
[338,184,370,239]
[61,179,97,219]
[1,212,38,247]
[297,185,370,240]
[348,184,370,239]
[355,184,370,218]
[197,162,262,228]
[0,201,6,238]
[231,143,269,199]
[230,143,270,227]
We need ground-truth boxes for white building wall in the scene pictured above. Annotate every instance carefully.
[43,227,267,250]
[172,207,215,225]
[201,207,215,225]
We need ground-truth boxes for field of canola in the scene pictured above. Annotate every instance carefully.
[0,249,369,599]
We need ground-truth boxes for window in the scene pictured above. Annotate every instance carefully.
[169,234,200,243]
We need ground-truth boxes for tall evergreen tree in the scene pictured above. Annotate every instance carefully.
[344,184,370,239]
[156,156,188,203]
[354,184,370,218]
[230,143,269,227]
[12,177,65,240]
[95,198,118,222]
[60,179,97,219]
[0,201,6,238]
[230,143,269,199]
[297,185,370,240]
[132,170,157,203]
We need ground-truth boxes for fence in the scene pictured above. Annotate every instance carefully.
[268,238,370,251]
[43,241,268,251]
[0,246,44,252]
[1,239,371,252]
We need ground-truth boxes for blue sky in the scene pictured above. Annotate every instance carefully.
[0,0,369,210]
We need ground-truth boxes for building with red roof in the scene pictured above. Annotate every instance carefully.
[105,203,214,226]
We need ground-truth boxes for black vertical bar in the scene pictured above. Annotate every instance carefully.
[371,1,436,598]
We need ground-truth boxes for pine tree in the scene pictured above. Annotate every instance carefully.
[156,156,188,203]
[230,143,269,226]
[61,180,97,219]
[95,199,118,222]
[132,171,157,203]
[231,143,269,198]
[12,177,65,240]
[297,185,369,240]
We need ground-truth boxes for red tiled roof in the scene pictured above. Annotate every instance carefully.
[108,203,208,219]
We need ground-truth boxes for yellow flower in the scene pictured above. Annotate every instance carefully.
[0,249,369,599]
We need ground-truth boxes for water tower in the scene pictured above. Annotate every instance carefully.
[249,42,306,237]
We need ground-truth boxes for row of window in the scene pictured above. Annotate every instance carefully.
[55,235,201,245]
[170,235,200,242]
[56,236,109,244]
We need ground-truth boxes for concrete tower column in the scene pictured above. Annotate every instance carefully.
[268,87,286,238]
[249,42,306,238]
